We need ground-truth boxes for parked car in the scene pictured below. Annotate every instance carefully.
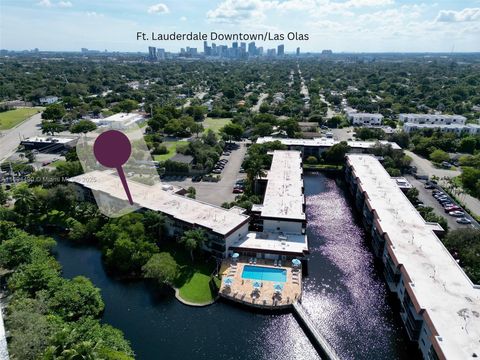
[233,188,244,194]
[212,169,221,174]
[448,210,465,217]
[424,183,435,189]
[444,205,461,212]
[456,217,472,225]
[192,175,202,182]
[441,161,452,169]
[239,167,245,173]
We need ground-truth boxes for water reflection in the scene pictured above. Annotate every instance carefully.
[302,174,416,360]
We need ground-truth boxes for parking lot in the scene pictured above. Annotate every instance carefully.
[406,175,479,231]
[164,142,247,206]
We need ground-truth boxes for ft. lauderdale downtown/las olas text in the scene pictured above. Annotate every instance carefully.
[136,31,310,42]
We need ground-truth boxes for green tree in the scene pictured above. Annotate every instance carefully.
[443,229,480,283]
[142,252,179,285]
[70,120,97,134]
[279,118,300,138]
[42,104,65,121]
[180,229,206,260]
[323,141,350,164]
[118,99,138,113]
[0,186,7,205]
[13,184,36,215]
[429,149,449,163]
[41,120,63,135]
[458,136,477,154]
[6,297,58,360]
[190,122,204,137]
[46,276,104,321]
[221,123,244,142]
[187,186,196,199]
[306,156,318,165]
[8,259,60,295]
[406,188,419,203]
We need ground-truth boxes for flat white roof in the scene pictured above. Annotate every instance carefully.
[22,136,76,144]
[231,231,308,255]
[348,112,384,118]
[69,170,249,236]
[347,154,480,359]
[399,113,467,120]
[93,112,144,124]
[261,150,305,221]
[256,137,401,150]
[405,122,480,129]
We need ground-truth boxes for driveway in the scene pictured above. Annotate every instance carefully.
[166,142,247,206]
[0,112,43,163]
[405,150,460,178]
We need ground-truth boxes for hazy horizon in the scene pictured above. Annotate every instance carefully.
[1,1,479,53]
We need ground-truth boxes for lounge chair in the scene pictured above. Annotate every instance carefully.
[253,258,257,265]
[274,259,278,266]
[278,260,282,267]
[249,258,253,264]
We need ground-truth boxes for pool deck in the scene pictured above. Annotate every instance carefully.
[218,257,302,310]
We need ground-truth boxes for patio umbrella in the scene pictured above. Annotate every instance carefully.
[224,278,233,286]
[292,259,301,267]
[273,283,283,292]
[253,281,261,289]
[232,253,239,259]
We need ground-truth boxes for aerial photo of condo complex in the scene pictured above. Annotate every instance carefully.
[1,1,480,359]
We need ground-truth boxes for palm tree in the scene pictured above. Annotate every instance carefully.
[246,158,266,194]
[12,184,36,215]
[180,229,205,260]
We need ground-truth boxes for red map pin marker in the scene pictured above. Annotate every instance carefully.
[93,130,134,205]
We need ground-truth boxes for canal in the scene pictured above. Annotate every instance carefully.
[53,173,419,360]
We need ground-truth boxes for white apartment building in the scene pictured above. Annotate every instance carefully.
[347,112,383,126]
[346,154,480,360]
[69,170,250,258]
[39,96,59,105]
[399,114,466,125]
[230,150,309,260]
[403,122,480,135]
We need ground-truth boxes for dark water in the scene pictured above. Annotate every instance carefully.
[53,173,419,360]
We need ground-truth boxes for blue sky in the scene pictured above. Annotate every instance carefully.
[0,0,479,52]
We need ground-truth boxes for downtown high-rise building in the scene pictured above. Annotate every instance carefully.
[248,42,256,56]
[277,44,285,56]
[148,46,157,60]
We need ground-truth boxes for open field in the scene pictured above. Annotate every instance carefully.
[202,117,231,134]
[153,140,189,162]
[0,108,41,130]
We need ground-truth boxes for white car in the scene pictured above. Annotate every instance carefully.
[456,217,472,225]
[449,210,464,217]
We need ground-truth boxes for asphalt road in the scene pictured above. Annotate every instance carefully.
[0,112,43,163]
[165,142,247,206]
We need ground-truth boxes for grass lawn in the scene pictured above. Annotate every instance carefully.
[0,108,41,130]
[162,243,216,304]
[202,117,231,134]
[153,141,188,162]
[51,160,67,168]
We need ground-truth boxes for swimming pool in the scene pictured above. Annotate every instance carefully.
[241,265,287,282]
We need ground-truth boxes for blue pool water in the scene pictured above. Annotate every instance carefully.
[242,265,287,282]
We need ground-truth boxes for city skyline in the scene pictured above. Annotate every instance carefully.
[1,0,480,52]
